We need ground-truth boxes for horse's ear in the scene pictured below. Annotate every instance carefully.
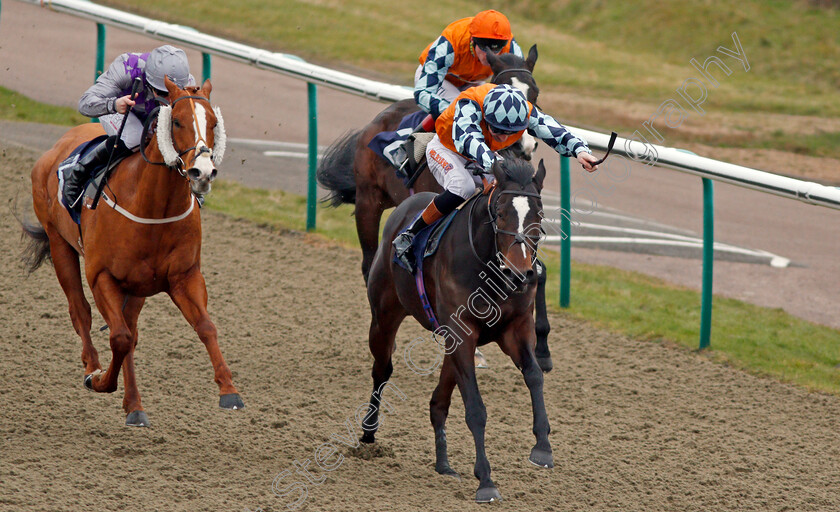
[492,157,507,185]
[526,45,538,72]
[534,159,546,191]
[486,49,503,74]
[164,75,179,98]
[200,79,212,98]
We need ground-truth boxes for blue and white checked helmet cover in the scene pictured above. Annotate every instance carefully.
[482,84,529,132]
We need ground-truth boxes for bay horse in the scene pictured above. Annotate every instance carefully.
[361,157,553,503]
[318,45,555,371]
[19,77,243,427]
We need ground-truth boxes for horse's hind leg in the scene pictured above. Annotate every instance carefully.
[121,296,148,427]
[86,273,132,395]
[430,356,459,478]
[354,186,386,282]
[168,268,243,410]
[534,258,552,372]
[45,231,101,375]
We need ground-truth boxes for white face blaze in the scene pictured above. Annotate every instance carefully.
[510,77,537,157]
[512,196,531,259]
[191,103,216,181]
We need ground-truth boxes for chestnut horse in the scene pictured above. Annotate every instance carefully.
[19,77,243,427]
[361,157,552,503]
[317,45,554,371]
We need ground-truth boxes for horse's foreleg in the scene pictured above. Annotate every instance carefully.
[169,268,243,410]
[354,188,385,282]
[86,273,131,395]
[520,346,553,468]
[534,258,552,372]
[451,342,500,503]
[360,306,403,444]
[121,296,148,426]
[46,232,100,374]
[499,322,554,470]
[360,267,405,443]
[430,356,459,479]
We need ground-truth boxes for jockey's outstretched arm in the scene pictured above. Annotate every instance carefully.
[414,36,456,119]
[528,108,591,160]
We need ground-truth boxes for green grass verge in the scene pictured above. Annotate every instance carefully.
[205,179,840,395]
[0,86,87,126]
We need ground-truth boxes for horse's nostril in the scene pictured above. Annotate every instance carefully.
[210,168,218,181]
[187,168,201,180]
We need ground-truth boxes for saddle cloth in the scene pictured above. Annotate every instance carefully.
[391,208,459,274]
[56,136,129,224]
[367,110,428,176]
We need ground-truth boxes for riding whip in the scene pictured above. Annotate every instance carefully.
[91,76,143,210]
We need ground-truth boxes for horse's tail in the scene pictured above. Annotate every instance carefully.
[317,130,361,206]
[17,211,51,274]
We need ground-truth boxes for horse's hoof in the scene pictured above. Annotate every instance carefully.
[125,410,150,427]
[537,356,553,373]
[528,447,554,468]
[83,369,104,391]
[475,486,502,503]
[219,393,245,410]
[435,465,461,481]
[360,432,376,444]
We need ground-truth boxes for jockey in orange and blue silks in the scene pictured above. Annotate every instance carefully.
[393,84,602,273]
[414,10,524,120]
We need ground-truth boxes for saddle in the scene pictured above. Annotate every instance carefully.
[367,110,434,188]
[400,131,435,188]
[57,136,131,224]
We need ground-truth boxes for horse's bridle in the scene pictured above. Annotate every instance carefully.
[467,183,545,268]
[140,94,214,178]
[492,68,538,107]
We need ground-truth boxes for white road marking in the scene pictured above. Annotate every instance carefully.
[544,235,790,267]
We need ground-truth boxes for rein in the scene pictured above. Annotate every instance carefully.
[108,93,211,225]
[492,68,533,82]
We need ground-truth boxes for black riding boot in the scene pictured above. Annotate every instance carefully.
[393,190,463,273]
[63,136,125,208]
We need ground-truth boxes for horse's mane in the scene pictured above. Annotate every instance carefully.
[500,158,537,188]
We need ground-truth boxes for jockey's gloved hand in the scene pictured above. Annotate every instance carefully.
[467,161,486,176]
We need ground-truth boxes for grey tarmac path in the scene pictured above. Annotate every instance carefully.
[2,0,839,331]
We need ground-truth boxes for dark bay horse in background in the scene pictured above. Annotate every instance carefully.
[20,77,243,427]
[318,45,555,371]
[360,157,553,503]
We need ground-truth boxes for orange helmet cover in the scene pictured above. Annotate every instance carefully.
[469,10,512,40]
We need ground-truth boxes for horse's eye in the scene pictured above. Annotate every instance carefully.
[173,119,181,128]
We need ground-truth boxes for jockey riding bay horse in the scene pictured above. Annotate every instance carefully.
[318,45,555,371]
[20,77,243,427]
[361,157,553,503]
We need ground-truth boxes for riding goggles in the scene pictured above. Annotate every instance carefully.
[474,38,508,54]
